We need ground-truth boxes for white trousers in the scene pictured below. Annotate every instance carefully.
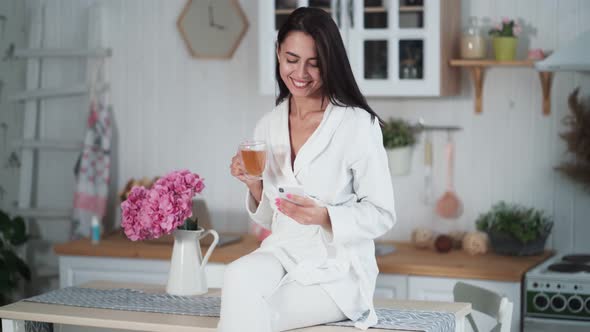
[217,252,347,332]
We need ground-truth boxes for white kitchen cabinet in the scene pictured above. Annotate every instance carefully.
[58,256,226,289]
[258,0,460,96]
[375,273,408,299]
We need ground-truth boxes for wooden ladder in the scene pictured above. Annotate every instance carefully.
[7,1,111,281]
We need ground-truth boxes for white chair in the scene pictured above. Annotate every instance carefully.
[453,282,514,332]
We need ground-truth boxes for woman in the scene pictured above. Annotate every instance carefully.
[220,7,396,332]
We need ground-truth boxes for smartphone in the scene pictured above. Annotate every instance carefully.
[278,186,306,205]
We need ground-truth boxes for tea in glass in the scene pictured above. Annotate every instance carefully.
[239,141,267,180]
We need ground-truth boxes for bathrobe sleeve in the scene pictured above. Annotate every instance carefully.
[325,118,396,245]
[244,114,273,230]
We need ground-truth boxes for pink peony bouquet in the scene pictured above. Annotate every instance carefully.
[121,170,205,241]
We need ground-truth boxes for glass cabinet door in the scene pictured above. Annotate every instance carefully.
[260,0,442,96]
[347,0,437,96]
[275,0,342,31]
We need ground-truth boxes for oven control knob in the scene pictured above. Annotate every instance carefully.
[551,294,567,312]
[532,282,538,288]
[585,297,590,314]
[533,293,550,311]
[568,295,583,313]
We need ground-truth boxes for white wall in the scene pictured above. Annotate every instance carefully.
[13,0,590,286]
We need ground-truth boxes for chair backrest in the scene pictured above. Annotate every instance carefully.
[453,282,513,332]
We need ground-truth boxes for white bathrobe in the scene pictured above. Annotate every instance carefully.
[245,99,396,330]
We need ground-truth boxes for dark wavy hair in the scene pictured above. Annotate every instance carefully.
[275,7,382,124]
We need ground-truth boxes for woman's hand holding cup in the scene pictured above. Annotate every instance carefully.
[230,140,267,203]
[230,153,261,186]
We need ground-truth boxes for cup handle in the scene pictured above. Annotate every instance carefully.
[199,229,219,271]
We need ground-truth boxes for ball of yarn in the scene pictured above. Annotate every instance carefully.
[411,227,434,249]
[462,232,489,255]
[435,235,453,253]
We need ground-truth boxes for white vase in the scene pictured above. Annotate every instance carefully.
[166,228,219,296]
[387,146,414,176]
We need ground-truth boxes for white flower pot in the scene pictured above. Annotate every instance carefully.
[387,146,413,176]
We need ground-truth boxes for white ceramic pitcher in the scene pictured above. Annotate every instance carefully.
[166,228,219,296]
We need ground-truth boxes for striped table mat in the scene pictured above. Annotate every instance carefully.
[25,287,455,332]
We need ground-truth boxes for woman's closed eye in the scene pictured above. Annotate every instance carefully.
[286,58,318,68]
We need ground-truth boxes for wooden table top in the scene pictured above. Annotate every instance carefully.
[54,231,552,282]
[0,281,471,332]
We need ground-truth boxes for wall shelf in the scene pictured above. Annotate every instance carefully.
[449,59,554,116]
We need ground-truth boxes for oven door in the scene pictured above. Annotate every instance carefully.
[525,317,590,332]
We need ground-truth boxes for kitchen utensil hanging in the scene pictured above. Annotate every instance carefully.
[423,130,434,204]
[435,131,463,219]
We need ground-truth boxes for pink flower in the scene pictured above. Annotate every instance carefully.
[513,25,522,36]
[120,170,205,241]
[502,17,511,24]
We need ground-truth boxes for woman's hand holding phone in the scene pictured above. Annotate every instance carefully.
[275,187,330,227]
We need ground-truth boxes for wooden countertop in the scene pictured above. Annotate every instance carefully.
[54,231,552,282]
[376,242,552,282]
[0,281,471,332]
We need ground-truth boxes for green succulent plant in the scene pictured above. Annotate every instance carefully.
[382,118,417,149]
[476,202,553,244]
[0,210,30,305]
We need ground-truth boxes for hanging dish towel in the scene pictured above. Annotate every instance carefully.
[71,67,112,239]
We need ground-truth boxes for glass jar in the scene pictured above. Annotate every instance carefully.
[460,17,487,59]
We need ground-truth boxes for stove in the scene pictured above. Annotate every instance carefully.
[524,253,590,330]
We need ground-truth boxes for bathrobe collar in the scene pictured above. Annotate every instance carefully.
[272,98,346,180]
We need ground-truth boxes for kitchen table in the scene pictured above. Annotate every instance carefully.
[0,281,471,332]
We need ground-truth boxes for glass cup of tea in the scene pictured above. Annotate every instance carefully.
[239,140,267,180]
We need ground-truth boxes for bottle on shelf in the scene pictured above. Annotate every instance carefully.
[460,16,487,59]
[91,215,101,245]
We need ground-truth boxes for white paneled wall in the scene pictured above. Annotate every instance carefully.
[20,0,590,283]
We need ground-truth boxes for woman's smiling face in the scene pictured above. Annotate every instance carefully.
[277,31,323,99]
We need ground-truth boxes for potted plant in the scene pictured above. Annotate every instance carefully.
[0,210,31,305]
[476,202,553,256]
[382,118,417,176]
[489,17,522,61]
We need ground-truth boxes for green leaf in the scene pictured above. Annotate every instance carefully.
[10,217,27,246]
[0,211,13,240]
[1,250,30,281]
[0,210,10,225]
[2,250,20,273]
[0,268,16,292]
[14,256,30,281]
[178,217,199,231]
